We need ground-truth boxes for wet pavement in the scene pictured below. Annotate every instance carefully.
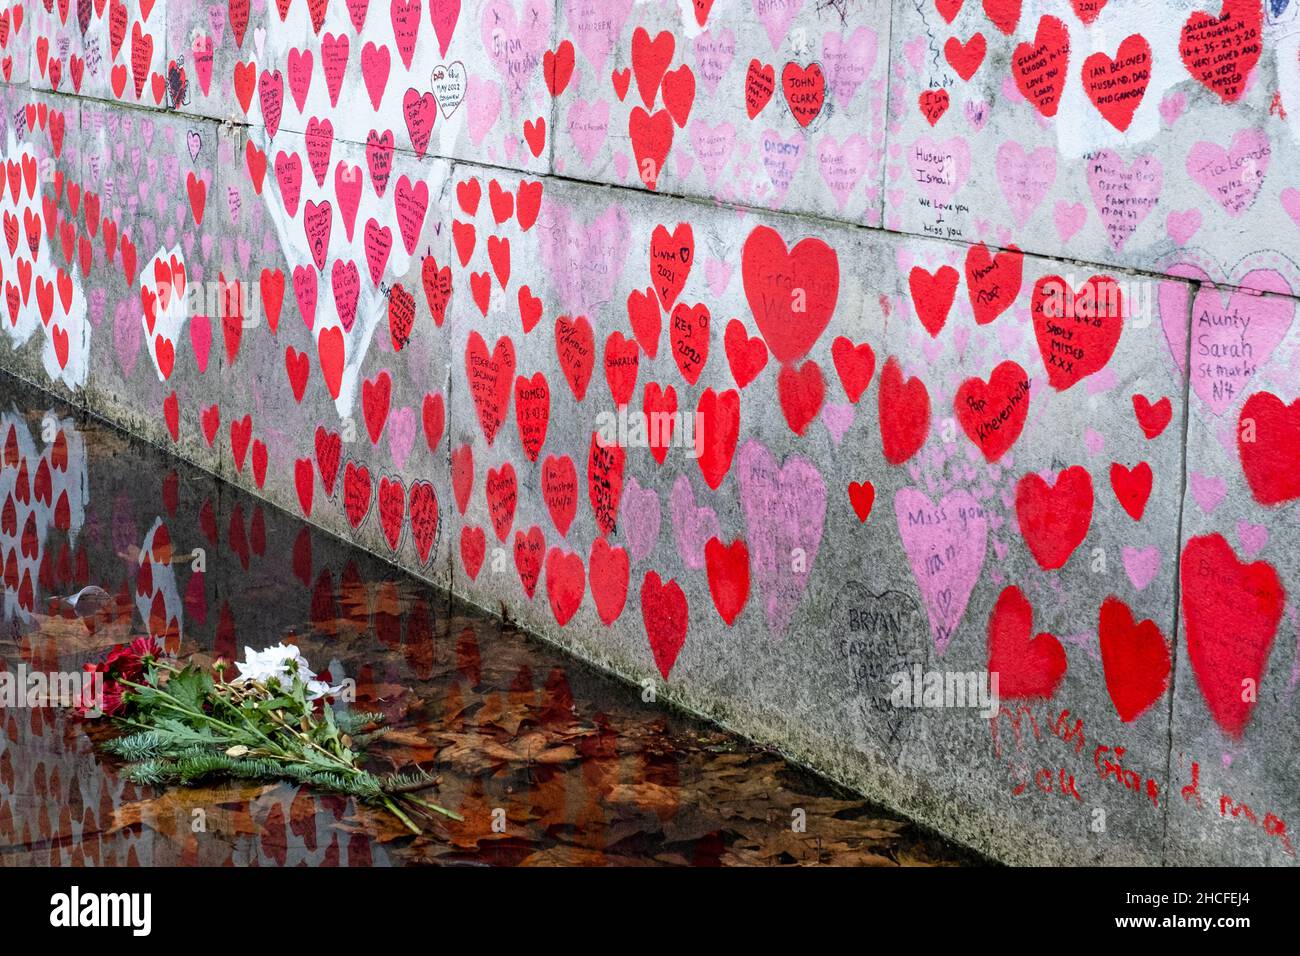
[0,372,977,866]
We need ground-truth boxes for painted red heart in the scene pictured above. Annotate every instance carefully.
[1098,595,1170,723]
[965,243,1022,326]
[704,537,749,626]
[649,222,693,311]
[987,585,1066,699]
[944,33,986,80]
[555,315,595,401]
[587,433,625,537]
[460,525,486,580]
[589,537,629,626]
[955,361,1030,463]
[604,332,640,408]
[831,336,875,403]
[465,331,515,445]
[724,319,768,389]
[984,0,1023,35]
[781,61,824,127]
[645,382,678,466]
[744,59,775,118]
[1180,533,1284,739]
[1131,394,1171,440]
[542,454,577,536]
[1031,274,1123,391]
[514,372,550,462]
[919,88,949,125]
[908,264,959,337]
[631,26,675,108]
[848,481,875,522]
[485,462,518,542]
[1110,461,1152,520]
[422,391,445,452]
[1238,391,1300,505]
[878,356,930,465]
[1015,465,1093,570]
[628,107,673,190]
[1082,33,1151,132]
[1178,0,1262,104]
[696,387,740,489]
[669,302,709,384]
[641,570,688,679]
[777,359,824,436]
[741,224,839,364]
[627,287,662,357]
[545,547,585,625]
[451,444,473,515]
[1011,15,1071,117]
[514,526,545,599]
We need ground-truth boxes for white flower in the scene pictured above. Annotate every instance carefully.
[233,643,341,700]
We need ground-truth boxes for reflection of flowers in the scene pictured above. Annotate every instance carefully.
[76,636,161,716]
[231,643,341,701]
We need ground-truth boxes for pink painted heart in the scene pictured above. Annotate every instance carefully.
[1187,129,1270,217]
[619,475,661,564]
[1159,264,1294,416]
[910,136,970,206]
[821,27,877,106]
[1166,209,1201,246]
[1053,200,1086,242]
[817,134,872,212]
[735,440,827,637]
[565,0,633,73]
[1122,545,1160,591]
[537,201,631,319]
[670,473,719,570]
[1190,471,1226,514]
[1086,150,1161,251]
[895,487,988,655]
[996,141,1055,227]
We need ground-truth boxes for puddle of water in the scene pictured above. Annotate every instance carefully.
[0,373,976,866]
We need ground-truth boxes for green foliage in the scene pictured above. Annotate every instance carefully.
[96,656,462,833]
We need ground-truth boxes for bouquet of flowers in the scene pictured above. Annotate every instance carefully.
[78,638,460,834]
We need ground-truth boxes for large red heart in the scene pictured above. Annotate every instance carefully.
[545,548,585,625]
[1082,33,1151,132]
[641,570,688,679]
[1178,0,1262,104]
[987,585,1066,699]
[908,264,959,337]
[955,361,1030,462]
[589,537,629,626]
[542,454,577,537]
[1180,533,1283,739]
[514,372,550,462]
[1098,595,1170,723]
[704,537,749,626]
[877,357,930,465]
[1011,15,1071,117]
[649,222,693,310]
[964,243,1022,326]
[696,387,740,489]
[1015,465,1093,570]
[741,224,839,364]
[1238,391,1300,505]
[1031,274,1123,390]
[465,331,515,445]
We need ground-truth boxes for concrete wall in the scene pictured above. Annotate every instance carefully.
[0,0,1297,864]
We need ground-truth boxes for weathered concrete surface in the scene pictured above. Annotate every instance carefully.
[0,0,1298,866]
